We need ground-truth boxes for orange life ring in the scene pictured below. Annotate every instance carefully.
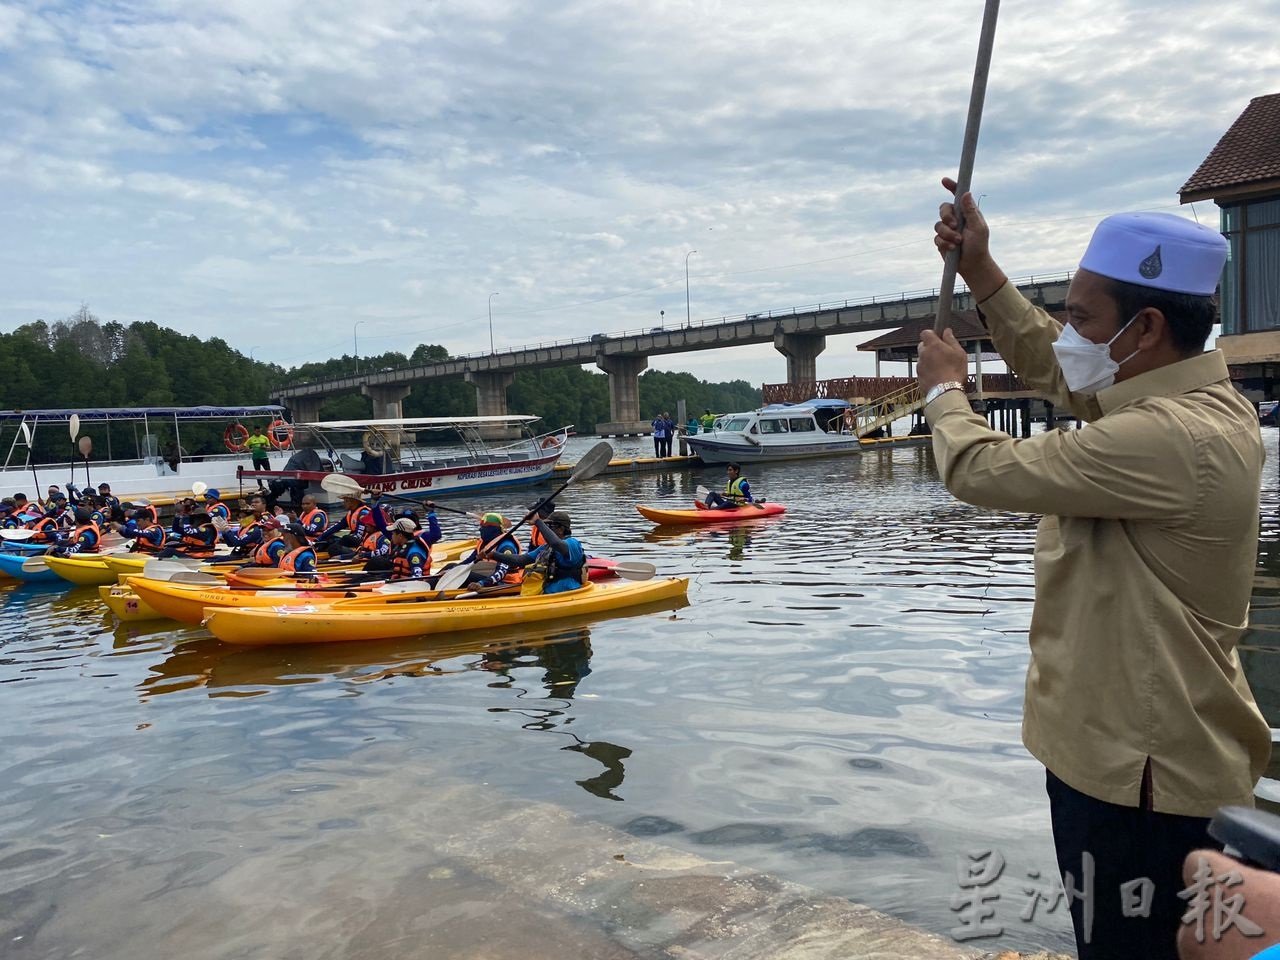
[540,435,560,450]
[269,419,294,450]
[223,422,250,453]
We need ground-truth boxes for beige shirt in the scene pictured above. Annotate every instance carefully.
[925,282,1270,817]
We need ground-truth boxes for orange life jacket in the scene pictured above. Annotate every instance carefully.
[528,526,547,550]
[475,533,524,584]
[253,538,283,566]
[300,507,327,533]
[134,523,168,553]
[29,517,59,542]
[280,546,315,573]
[181,524,216,555]
[72,522,101,553]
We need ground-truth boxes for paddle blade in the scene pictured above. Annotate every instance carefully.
[321,473,366,497]
[191,481,208,496]
[373,579,437,595]
[695,485,710,500]
[608,561,656,580]
[78,436,92,458]
[69,414,80,439]
[143,559,202,580]
[435,563,472,591]
[169,572,222,585]
[0,529,38,541]
[569,441,615,484]
[21,557,49,573]
[19,422,31,445]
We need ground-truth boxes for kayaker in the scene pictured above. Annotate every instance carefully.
[246,518,287,567]
[297,494,329,539]
[316,493,377,555]
[44,485,62,509]
[525,499,555,549]
[0,500,17,529]
[703,463,753,509]
[203,489,231,523]
[385,503,442,563]
[278,524,317,574]
[460,512,523,589]
[51,507,101,556]
[389,518,431,579]
[221,494,270,557]
[83,495,109,530]
[246,424,272,472]
[96,483,122,520]
[355,524,393,570]
[493,510,587,594]
[166,502,218,558]
[115,505,168,553]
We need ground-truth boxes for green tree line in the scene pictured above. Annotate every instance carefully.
[0,307,761,462]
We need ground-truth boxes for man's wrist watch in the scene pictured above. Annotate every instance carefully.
[924,381,966,406]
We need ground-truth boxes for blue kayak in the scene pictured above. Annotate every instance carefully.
[0,539,50,555]
[0,549,60,583]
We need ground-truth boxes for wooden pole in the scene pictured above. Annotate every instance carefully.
[935,0,1001,333]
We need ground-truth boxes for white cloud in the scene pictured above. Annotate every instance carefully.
[0,0,1277,391]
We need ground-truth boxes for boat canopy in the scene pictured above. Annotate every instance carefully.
[759,398,850,412]
[300,415,540,430]
[0,405,286,423]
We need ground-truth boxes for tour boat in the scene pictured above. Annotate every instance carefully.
[250,415,570,504]
[0,405,293,502]
[684,402,863,464]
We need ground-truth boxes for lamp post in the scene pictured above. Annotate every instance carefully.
[353,321,364,373]
[488,292,499,353]
[685,250,698,326]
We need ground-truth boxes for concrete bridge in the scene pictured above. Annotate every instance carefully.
[274,274,1072,434]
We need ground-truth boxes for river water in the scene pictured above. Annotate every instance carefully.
[4,430,1280,957]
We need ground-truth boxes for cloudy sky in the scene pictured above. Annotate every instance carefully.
[3,0,1278,387]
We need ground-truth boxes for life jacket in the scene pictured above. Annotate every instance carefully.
[360,531,388,556]
[29,517,58,542]
[413,530,435,561]
[545,538,587,588]
[300,507,328,535]
[253,538,285,566]
[206,501,231,522]
[528,525,547,550]
[180,523,216,555]
[72,523,101,553]
[88,509,107,529]
[476,532,524,584]
[279,546,315,573]
[392,542,430,579]
[345,505,374,535]
[134,523,168,553]
[139,504,160,525]
[725,477,747,500]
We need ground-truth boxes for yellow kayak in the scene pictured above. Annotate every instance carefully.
[44,554,122,586]
[127,576,500,624]
[98,584,165,621]
[203,578,690,646]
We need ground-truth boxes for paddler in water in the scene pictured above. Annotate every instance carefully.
[703,462,753,509]
[492,510,587,594]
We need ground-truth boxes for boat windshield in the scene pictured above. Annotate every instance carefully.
[722,417,751,432]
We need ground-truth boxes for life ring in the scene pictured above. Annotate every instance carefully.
[362,429,387,458]
[223,422,250,453]
[268,419,294,450]
[540,435,560,450]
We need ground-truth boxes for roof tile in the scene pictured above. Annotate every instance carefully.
[1180,93,1280,198]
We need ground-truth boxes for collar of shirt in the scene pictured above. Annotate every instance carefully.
[1096,349,1230,416]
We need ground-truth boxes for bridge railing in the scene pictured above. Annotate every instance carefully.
[762,372,1033,405]
[279,272,1074,391]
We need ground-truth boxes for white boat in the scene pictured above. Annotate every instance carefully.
[253,415,570,504]
[685,402,863,464]
[0,405,294,502]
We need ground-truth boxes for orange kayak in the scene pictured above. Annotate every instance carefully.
[636,502,786,524]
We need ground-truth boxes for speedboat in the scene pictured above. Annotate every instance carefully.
[684,403,862,463]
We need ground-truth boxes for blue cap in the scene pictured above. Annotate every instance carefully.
[205,489,220,500]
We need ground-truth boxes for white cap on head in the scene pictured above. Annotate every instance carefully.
[1078,212,1227,296]
[393,517,417,533]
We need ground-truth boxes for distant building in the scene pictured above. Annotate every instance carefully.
[1180,92,1280,401]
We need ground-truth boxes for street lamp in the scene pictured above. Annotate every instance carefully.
[353,321,363,373]
[685,250,698,326]
[488,292,499,353]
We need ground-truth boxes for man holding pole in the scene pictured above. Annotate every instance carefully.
[920,184,1268,959]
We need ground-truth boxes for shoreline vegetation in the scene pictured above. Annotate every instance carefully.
[0,306,761,458]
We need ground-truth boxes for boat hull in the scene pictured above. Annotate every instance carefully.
[0,551,60,583]
[98,584,164,621]
[636,503,786,524]
[203,578,690,645]
[685,434,862,464]
[45,554,119,586]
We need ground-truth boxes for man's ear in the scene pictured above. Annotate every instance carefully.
[1135,307,1167,351]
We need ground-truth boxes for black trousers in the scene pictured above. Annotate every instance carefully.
[1046,769,1217,960]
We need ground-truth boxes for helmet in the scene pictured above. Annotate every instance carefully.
[205,489,221,500]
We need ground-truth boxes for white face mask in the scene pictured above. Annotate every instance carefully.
[1051,313,1142,395]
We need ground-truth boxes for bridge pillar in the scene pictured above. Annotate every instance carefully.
[464,371,518,439]
[289,397,324,425]
[595,355,649,436]
[774,332,826,385]
[362,383,411,421]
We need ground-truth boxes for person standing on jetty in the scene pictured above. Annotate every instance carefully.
[921,180,1268,960]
